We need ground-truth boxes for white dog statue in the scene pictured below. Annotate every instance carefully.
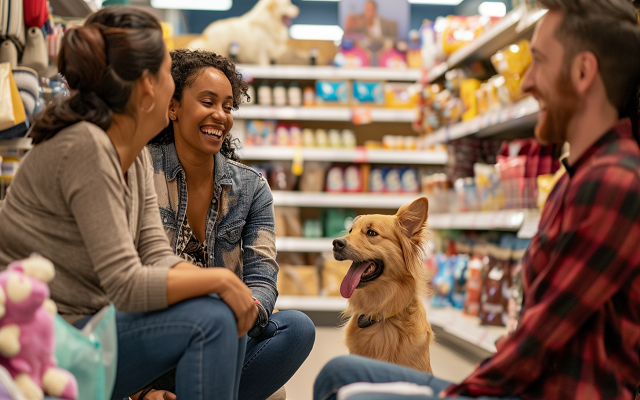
[189,0,299,65]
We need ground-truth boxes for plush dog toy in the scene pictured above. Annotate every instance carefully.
[0,255,78,400]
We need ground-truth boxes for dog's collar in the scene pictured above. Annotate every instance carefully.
[357,311,397,329]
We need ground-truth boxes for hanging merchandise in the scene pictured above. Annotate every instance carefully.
[23,0,49,29]
[0,0,26,57]
[0,63,27,138]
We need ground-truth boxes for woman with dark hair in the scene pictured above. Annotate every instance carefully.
[147,49,315,400]
[0,7,257,400]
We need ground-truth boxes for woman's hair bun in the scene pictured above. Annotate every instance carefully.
[58,24,107,91]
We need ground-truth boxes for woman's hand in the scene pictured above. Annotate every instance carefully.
[217,268,258,337]
[166,263,257,337]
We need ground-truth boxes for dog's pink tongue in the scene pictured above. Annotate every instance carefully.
[340,262,371,299]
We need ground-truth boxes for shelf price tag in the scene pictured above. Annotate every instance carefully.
[354,146,368,163]
[352,107,372,125]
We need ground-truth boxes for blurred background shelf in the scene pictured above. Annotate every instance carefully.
[272,191,424,208]
[0,138,32,150]
[233,106,416,122]
[240,147,447,164]
[237,65,422,82]
[423,97,539,145]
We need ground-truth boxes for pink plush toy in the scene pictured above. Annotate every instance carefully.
[0,255,78,400]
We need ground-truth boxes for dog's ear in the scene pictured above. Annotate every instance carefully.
[396,197,429,238]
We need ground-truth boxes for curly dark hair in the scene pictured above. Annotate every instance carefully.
[150,49,249,161]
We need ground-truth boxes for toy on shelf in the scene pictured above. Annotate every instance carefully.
[0,255,78,400]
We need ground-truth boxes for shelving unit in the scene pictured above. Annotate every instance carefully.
[272,191,424,209]
[240,147,447,165]
[275,295,506,354]
[427,6,547,83]
[423,96,539,145]
[233,106,416,122]
[237,65,422,82]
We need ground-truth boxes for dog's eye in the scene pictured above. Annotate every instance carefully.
[367,230,378,237]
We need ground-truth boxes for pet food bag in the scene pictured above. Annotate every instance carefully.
[431,254,454,308]
[506,247,527,334]
[463,244,486,316]
[479,244,512,326]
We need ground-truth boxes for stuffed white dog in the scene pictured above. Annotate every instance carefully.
[189,0,299,65]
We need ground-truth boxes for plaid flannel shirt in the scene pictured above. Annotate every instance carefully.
[446,119,640,400]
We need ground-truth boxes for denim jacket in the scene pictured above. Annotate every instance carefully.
[147,142,279,314]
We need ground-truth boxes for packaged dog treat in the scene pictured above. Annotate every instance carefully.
[276,123,290,146]
[278,265,319,296]
[507,247,527,334]
[400,168,420,194]
[328,129,342,148]
[383,168,402,193]
[344,166,362,193]
[451,251,470,310]
[369,168,386,193]
[479,244,512,326]
[299,162,330,192]
[326,166,345,193]
[463,244,486,316]
[431,254,454,308]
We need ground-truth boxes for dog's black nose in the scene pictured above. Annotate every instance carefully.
[333,238,347,252]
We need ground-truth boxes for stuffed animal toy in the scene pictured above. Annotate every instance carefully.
[188,0,299,65]
[0,255,78,400]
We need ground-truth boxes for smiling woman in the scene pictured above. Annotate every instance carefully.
[147,49,316,400]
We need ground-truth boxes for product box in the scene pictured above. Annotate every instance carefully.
[352,81,384,106]
[315,80,350,105]
[384,83,419,109]
[322,260,352,297]
[278,265,319,296]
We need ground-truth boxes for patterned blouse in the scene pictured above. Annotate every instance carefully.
[175,217,208,268]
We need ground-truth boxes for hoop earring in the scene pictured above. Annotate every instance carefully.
[142,102,155,113]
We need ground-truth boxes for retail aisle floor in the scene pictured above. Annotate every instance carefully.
[284,327,477,400]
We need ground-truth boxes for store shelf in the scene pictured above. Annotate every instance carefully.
[237,65,422,82]
[0,138,32,150]
[423,96,539,145]
[240,146,447,165]
[272,191,423,209]
[276,237,334,253]
[275,295,506,353]
[233,106,416,122]
[427,6,547,83]
[276,295,348,312]
[429,209,540,232]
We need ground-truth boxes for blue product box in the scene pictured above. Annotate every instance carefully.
[352,81,384,105]
[315,80,349,104]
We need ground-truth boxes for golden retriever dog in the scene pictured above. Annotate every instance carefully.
[332,197,433,373]
[188,0,299,65]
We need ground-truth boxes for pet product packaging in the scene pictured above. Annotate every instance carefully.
[278,265,319,296]
[431,254,454,308]
[352,81,384,105]
[506,247,527,334]
[299,162,330,192]
[400,168,420,194]
[288,82,302,107]
[268,163,296,191]
[303,220,323,238]
[315,129,329,147]
[490,40,533,102]
[383,168,403,193]
[479,244,512,326]
[369,168,386,193]
[451,250,470,309]
[273,81,287,106]
[384,83,419,109]
[334,39,370,68]
[258,81,272,105]
[341,129,356,148]
[302,128,315,147]
[290,124,302,147]
[303,87,315,106]
[326,166,345,193]
[322,260,353,297]
[328,129,342,148]
[315,80,350,105]
[463,244,486,316]
[344,166,363,193]
[276,123,290,146]
[322,209,356,238]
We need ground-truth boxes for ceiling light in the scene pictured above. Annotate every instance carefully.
[151,0,232,10]
[289,24,345,41]
[478,2,507,17]
[408,0,464,5]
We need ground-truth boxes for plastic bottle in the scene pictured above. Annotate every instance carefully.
[287,82,302,107]
[273,81,287,107]
[258,82,272,106]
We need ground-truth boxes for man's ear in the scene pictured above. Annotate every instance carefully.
[396,197,429,238]
[572,51,599,96]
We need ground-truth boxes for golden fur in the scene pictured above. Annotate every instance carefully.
[334,197,433,373]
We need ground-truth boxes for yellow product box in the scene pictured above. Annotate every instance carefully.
[321,260,352,297]
[384,83,419,109]
[460,78,481,121]
[277,265,320,296]
[491,40,533,102]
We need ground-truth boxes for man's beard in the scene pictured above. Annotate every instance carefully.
[534,67,579,145]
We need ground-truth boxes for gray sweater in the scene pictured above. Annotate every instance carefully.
[0,122,184,324]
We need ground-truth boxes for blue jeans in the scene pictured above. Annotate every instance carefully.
[75,297,315,400]
[240,309,316,400]
[314,355,521,400]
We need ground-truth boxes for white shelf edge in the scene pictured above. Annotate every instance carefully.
[233,106,416,122]
[428,209,535,231]
[237,65,422,82]
[0,138,32,150]
[276,295,348,312]
[423,97,539,146]
[239,147,447,165]
[276,237,335,253]
[272,192,423,208]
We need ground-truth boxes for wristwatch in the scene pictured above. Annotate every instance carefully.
[248,298,269,338]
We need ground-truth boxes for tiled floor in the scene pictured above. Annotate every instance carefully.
[284,327,476,400]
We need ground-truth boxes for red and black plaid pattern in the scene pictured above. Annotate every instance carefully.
[446,119,640,400]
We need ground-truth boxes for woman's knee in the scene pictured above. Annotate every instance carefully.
[273,310,316,350]
[174,296,237,339]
